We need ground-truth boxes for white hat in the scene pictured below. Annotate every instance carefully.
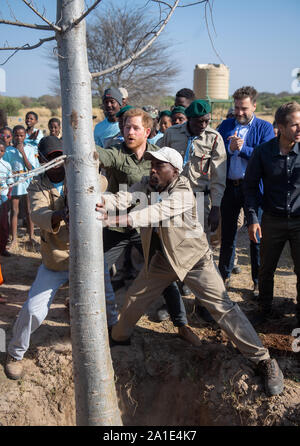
[144,147,183,173]
[118,87,128,99]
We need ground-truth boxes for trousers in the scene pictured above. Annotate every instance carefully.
[219,181,261,283]
[112,250,270,364]
[103,227,187,327]
[8,262,118,360]
[259,212,300,316]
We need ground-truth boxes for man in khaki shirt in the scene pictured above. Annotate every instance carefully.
[96,147,284,397]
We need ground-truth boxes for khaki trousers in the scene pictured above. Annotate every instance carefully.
[112,250,270,364]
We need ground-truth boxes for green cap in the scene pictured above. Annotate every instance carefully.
[159,110,172,120]
[185,100,211,118]
[116,105,134,118]
[171,106,186,116]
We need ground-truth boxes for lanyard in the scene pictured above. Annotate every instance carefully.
[183,136,198,167]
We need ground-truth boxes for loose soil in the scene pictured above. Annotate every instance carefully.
[0,225,299,426]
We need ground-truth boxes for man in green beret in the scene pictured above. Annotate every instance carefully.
[158,99,226,235]
[171,106,187,126]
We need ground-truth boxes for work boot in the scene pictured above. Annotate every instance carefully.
[257,358,284,396]
[178,325,202,347]
[5,355,24,380]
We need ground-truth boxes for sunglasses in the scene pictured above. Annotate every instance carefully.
[0,134,12,138]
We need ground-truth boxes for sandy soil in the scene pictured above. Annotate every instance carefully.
[0,224,299,426]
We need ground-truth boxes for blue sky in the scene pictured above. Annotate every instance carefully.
[0,0,299,98]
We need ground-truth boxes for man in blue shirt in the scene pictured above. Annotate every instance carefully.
[218,86,274,295]
[94,87,123,147]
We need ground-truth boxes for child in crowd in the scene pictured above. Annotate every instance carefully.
[48,118,61,138]
[5,126,39,250]
[158,110,172,134]
[0,138,13,258]
[25,111,44,153]
[0,127,13,148]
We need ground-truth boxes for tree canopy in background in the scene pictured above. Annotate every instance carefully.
[86,3,180,106]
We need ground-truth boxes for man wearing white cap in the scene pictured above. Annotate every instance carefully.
[96,146,284,397]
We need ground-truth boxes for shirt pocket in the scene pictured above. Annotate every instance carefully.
[190,147,211,177]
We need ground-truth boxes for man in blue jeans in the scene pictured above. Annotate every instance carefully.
[218,86,274,295]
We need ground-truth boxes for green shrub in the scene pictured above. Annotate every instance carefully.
[0,96,23,116]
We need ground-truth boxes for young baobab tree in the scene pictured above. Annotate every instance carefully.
[0,0,210,426]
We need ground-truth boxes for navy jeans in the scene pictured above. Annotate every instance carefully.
[259,213,300,316]
[103,227,188,327]
[218,181,261,284]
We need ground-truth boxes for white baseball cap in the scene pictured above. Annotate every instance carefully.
[144,146,183,173]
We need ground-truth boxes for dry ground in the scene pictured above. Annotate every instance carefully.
[0,224,299,426]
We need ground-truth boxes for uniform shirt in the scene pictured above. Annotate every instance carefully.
[158,122,227,207]
[0,158,13,204]
[96,141,159,232]
[94,118,120,147]
[5,145,40,196]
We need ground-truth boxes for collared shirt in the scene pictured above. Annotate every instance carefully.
[244,138,300,224]
[94,118,120,147]
[157,122,227,206]
[96,141,160,232]
[228,116,254,180]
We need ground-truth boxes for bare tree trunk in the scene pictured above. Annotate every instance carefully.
[56,0,122,426]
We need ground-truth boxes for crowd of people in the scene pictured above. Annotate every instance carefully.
[1,84,300,401]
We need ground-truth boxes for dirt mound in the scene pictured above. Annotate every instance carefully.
[0,229,300,426]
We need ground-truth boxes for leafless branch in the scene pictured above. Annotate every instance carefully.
[0,19,52,31]
[22,0,62,32]
[179,0,208,6]
[91,0,180,79]
[0,35,55,54]
[71,0,103,27]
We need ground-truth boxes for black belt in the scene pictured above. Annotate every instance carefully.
[227,178,243,186]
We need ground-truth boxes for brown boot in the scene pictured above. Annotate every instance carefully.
[5,355,24,380]
[178,325,202,347]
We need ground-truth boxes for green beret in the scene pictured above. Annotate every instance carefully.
[171,106,186,116]
[116,105,134,118]
[185,100,211,118]
[159,110,172,120]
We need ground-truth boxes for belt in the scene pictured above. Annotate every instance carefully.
[227,178,243,186]
[13,170,26,174]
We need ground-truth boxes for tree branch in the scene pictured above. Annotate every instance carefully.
[22,0,61,32]
[71,0,103,28]
[91,0,180,79]
[0,19,53,31]
[0,35,55,54]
